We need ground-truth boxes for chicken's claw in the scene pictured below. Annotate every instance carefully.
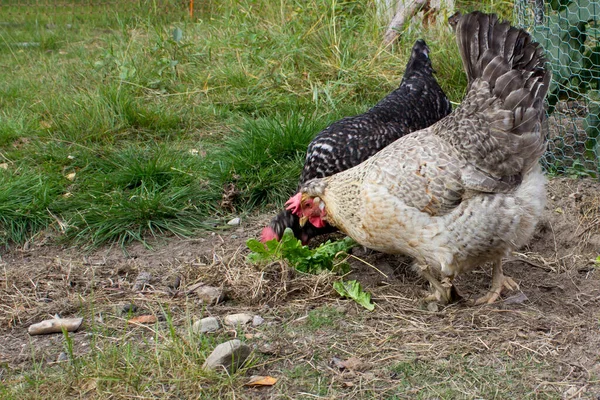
[474,275,519,305]
[474,259,520,305]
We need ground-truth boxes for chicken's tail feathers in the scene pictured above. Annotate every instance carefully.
[403,39,434,78]
[453,11,550,97]
[446,11,550,180]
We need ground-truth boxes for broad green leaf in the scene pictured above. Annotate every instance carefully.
[246,238,268,254]
[333,280,375,311]
[172,27,183,43]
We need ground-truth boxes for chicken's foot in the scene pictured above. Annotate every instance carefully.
[474,258,520,305]
[419,265,456,304]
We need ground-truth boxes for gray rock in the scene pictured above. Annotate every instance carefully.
[224,313,253,327]
[164,275,181,290]
[132,271,151,291]
[194,285,225,305]
[193,317,220,334]
[252,315,265,327]
[202,339,251,372]
[121,303,138,315]
[57,352,68,362]
[227,217,241,226]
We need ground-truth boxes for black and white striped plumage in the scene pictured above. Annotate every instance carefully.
[262,39,452,244]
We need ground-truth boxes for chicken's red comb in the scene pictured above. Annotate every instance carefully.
[285,192,303,215]
[260,226,279,243]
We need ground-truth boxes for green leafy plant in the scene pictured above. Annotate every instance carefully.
[247,228,375,310]
[332,280,375,311]
[247,228,355,274]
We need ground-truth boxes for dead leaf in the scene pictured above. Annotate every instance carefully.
[40,120,52,129]
[128,315,157,324]
[503,292,528,305]
[245,376,277,387]
[0,163,8,170]
[66,172,76,181]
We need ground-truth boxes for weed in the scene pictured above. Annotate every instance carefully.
[305,306,344,330]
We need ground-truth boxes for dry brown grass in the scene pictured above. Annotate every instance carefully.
[1,179,600,399]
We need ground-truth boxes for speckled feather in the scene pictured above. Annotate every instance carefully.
[265,39,452,242]
[300,12,550,278]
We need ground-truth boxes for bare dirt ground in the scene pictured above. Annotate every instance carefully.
[1,177,600,398]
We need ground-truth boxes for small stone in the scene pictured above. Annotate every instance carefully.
[121,303,138,315]
[57,352,68,362]
[427,302,439,312]
[227,217,241,226]
[224,313,253,327]
[132,271,151,291]
[193,317,220,334]
[194,285,225,305]
[164,275,181,290]
[202,339,251,372]
[28,317,83,335]
[252,315,265,327]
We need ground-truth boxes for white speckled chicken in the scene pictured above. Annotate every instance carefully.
[286,11,551,304]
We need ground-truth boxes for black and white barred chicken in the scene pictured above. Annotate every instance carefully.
[261,39,452,244]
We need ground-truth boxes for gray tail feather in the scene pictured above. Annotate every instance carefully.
[450,11,551,175]
[453,11,550,102]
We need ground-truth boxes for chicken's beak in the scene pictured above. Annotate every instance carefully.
[299,216,308,227]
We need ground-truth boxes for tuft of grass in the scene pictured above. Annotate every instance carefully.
[0,170,60,247]
[305,306,345,331]
[206,111,333,210]
[60,145,220,248]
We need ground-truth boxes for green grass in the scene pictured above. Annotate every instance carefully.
[0,0,472,248]
[0,312,253,399]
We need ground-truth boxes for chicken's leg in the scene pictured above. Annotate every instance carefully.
[474,258,520,305]
[419,265,456,304]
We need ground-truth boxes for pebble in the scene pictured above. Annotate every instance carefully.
[227,217,241,226]
[193,317,220,334]
[224,313,253,327]
[202,339,251,372]
[28,317,83,335]
[194,285,225,305]
[121,303,138,315]
[164,275,181,290]
[252,315,265,327]
[132,271,151,291]
[57,352,68,362]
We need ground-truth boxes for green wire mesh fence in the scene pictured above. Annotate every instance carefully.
[516,0,600,177]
